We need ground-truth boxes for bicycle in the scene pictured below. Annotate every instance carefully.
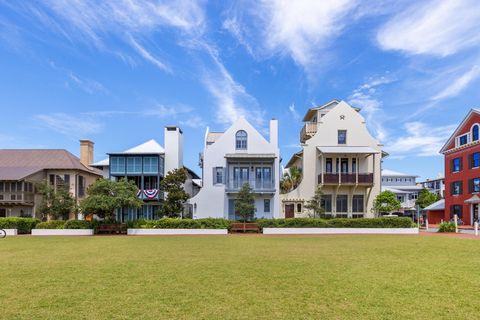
[0,229,6,238]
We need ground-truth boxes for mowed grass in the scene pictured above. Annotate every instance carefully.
[1,235,479,319]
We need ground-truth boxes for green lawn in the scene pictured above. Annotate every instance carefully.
[1,235,479,319]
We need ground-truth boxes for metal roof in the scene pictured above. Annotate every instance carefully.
[225,153,277,159]
[424,199,445,211]
[108,139,165,155]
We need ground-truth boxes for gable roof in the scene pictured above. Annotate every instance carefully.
[382,169,418,177]
[302,99,361,121]
[440,108,480,153]
[0,149,101,180]
[206,132,223,145]
[109,139,165,155]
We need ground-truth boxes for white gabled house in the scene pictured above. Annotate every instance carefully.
[190,117,281,219]
[282,100,385,218]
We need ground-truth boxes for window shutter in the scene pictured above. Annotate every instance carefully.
[450,182,454,195]
[450,159,454,172]
[470,154,474,169]
[459,182,463,195]
[212,167,216,185]
[459,158,463,171]
[469,179,473,193]
[223,167,227,184]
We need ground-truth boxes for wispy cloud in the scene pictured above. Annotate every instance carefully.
[34,113,103,137]
[385,122,456,158]
[431,65,480,101]
[68,72,108,94]
[128,36,171,73]
[288,104,300,120]
[377,0,480,57]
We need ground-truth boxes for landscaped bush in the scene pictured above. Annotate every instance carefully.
[64,220,92,229]
[438,221,456,233]
[130,218,231,229]
[256,217,415,229]
[0,217,39,232]
[35,220,66,229]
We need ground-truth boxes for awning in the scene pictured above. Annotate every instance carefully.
[225,153,276,159]
[465,195,480,204]
[317,146,380,154]
[424,199,445,211]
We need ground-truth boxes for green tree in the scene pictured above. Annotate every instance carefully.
[37,181,76,220]
[80,178,142,221]
[280,167,302,194]
[304,185,325,218]
[235,183,256,222]
[416,188,440,209]
[372,190,401,216]
[160,168,190,218]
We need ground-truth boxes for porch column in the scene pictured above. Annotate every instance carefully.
[320,154,324,185]
[477,204,480,224]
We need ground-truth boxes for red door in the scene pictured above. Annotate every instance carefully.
[285,204,295,218]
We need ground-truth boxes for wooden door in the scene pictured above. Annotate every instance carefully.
[285,204,295,218]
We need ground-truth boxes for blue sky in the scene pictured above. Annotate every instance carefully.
[1,1,480,180]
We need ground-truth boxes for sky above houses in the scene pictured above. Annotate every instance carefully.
[1,1,479,180]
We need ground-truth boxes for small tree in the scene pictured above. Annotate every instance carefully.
[160,168,190,218]
[235,183,256,222]
[416,188,440,209]
[280,167,302,194]
[372,190,401,216]
[37,181,76,220]
[80,178,142,221]
[304,185,325,218]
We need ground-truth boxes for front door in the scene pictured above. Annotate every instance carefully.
[285,204,295,218]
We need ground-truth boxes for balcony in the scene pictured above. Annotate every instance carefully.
[300,122,318,143]
[0,192,35,205]
[318,173,374,185]
[136,189,164,201]
[225,179,276,193]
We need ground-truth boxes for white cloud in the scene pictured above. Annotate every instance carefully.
[222,17,255,56]
[431,65,480,101]
[180,115,207,129]
[288,104,300,120]
[142,104,193,118]
[377,0,480,57]
[385,122,456,157]
[68,72,108,94]
[35,113,102,137]
[128,36,171,73]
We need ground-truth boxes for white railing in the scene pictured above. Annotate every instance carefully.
[225,179,275,191]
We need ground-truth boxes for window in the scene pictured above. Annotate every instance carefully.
[255,167,272,189]
[49,174,55,185]
[469,178,480,193]
[264,199,271,213]
[127,157,142,174]
[78,176,85,197]
[0,208,5,217]
[451,181,463,195]
[473,125,479,141]
[214,167,224,184]
[450,205,462,219]
[321,194,332,212]
[340,158,348,173]
[338,130,347,144]
[325,158,333,173]
[459,134,468,146]
[409,193,418,200]
[336,195,348,213]
[144,176,158,189]
[143,157,159,174]
[235,130,247,150]
[352,158,357,173]
[0,182,3,192]
[352,195,364,213]
[111,157,125,174]
[471,152,480,168]
[297,203,302,213]
[451,158,462,172]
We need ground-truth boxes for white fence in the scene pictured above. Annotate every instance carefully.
[263,228,419,235]
[127,229,228,235]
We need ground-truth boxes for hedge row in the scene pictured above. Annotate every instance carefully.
[256,217,415,228]
[0,217,39,231]
[129,218,231,229]
[35,220,93,229]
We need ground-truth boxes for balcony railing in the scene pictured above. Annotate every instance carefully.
[300,122,318,143]
[318,173,374,185]
[0,192,35,204]
[136,189,164,201]
[225,179,275,192]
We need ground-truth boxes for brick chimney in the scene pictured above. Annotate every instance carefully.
[79,140,94,167]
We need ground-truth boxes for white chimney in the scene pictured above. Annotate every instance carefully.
[269,118,278,147]
[164,126,183,174]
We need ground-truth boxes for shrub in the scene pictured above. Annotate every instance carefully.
[131,218,230,229]
[35,220,66,229]
[0,217,39,233]
[256,217,414,229]
[438,222,456,233]
[64,220,92,229]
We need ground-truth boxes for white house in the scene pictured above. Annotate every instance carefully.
[381,169,423,216]
[190,117,281,219]
[281,100,384,218]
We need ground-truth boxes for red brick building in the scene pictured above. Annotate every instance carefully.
[431,109,480,225]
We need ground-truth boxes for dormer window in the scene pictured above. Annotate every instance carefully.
[473,125,479,141]
[236,130,247,150]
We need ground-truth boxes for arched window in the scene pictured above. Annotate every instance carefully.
[473,125,479,141]
[236,130,247,150]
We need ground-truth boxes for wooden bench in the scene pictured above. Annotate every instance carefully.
[96,224,127,235]
[230,222,260,233]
